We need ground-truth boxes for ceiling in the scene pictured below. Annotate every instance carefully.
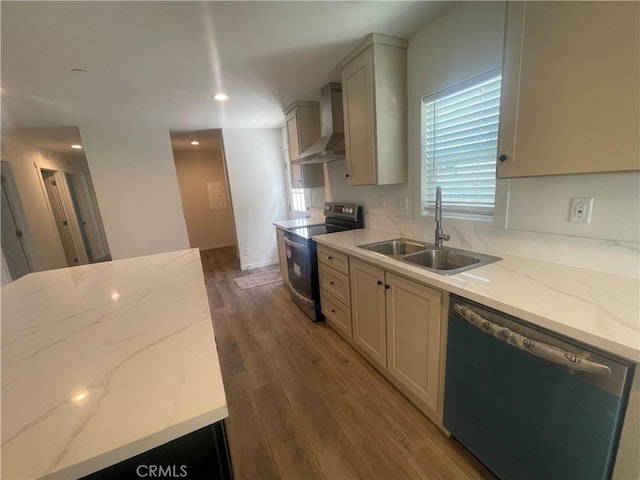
[1,1,454,151]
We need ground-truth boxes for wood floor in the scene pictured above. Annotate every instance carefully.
[201,246,494,480]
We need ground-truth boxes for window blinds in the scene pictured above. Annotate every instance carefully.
[421,71,502,218]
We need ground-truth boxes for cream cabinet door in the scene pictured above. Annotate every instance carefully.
[284,104,324,188]
[350,258,386,368]
[497,1,640,177]
[275,228,289,286]
[342,46,376,186]
[385,273,442,414]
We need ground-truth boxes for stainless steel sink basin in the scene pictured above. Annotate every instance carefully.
[360,238,430,256]
[403,249,480,271]
[358,238,501,275]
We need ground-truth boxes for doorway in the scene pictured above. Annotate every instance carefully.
[41,169,88,266]
[65,172,110,262]
[170,129,238,253]
[1,163,32,280]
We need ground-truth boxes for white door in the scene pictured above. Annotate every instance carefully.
[1,177,31,280]
[65,172,109,261]
[41,169,88,266]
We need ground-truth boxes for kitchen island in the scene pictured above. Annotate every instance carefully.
[1,249,230,479]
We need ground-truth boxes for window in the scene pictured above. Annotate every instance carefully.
[421,69,502,219]
[290,188,306,213]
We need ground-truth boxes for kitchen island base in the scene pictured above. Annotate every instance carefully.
[82,421,233,480]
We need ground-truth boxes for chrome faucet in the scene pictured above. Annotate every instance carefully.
[434,186,450,248]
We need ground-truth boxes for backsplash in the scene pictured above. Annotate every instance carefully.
[365,213,640,279]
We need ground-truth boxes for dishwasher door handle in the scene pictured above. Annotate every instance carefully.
[453,304,611,376]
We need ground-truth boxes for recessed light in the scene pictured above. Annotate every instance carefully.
[71,144,82,149]
[213,93,229,101]
[190,140,200,146]
[70,68,88,74]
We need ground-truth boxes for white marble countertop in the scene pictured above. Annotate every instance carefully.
[314,229,640,363]
[1,249,227,480]
[273,217,325,230]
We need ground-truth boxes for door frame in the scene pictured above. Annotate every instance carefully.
[1,160,39,272]
[40,168,89,266]
[65,172,109,261]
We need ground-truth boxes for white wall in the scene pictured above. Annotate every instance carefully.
[80,125,190,260]
[222,128,287,270]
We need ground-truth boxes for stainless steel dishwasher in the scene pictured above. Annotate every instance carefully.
[444,295,634,480]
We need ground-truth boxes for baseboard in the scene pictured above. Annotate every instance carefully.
[240,259,279,271]
[197,243,235,251]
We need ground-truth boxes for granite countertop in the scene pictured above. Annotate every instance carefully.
[314,229,640,363]
[1,249,227,479]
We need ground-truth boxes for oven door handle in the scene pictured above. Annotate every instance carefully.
[453,303,611,376]
[283,236,308,251]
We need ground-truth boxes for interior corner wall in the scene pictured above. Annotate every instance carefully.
[79,125,190,260]
[173,148,236,250]
[221,128,287,270]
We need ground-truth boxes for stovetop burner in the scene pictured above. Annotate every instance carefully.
[286,202,363,240]
[288,225,329,239]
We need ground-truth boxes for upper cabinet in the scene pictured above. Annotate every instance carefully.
[338,34,408,186]
[497,2,640,178]
[283,101,324,188]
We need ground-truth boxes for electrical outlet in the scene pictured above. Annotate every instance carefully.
[569,197,593,224]
[243,248,249,256]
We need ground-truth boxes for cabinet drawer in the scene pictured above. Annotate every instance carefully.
[319,266,350,306]
[320,289,352,338]
[317,246,349,275]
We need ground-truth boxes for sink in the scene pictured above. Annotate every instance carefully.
[359,238,430,256]
[358,238,501,275]
[403,249,480,271]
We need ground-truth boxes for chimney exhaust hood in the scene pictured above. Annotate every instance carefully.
[293,83,345,164]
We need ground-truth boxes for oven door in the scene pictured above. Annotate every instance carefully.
[283,233,314,315]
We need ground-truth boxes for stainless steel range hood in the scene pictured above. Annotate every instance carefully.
[293,83,345,164]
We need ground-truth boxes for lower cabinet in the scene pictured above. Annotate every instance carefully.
[349,257,446,421]
[318,246,352,338]
[350,258,387,368]
[385,272,443,415]
[275,228,289,287]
